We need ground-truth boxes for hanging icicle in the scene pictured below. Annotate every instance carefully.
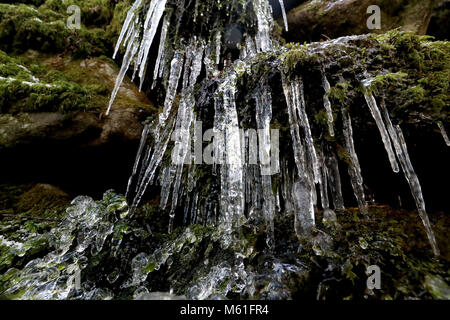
[278,0,289,31]
[379,99,440,256]
[341,105,368,216]
[362,84,400,173]
[437,121,450,146]
[254,81,276,244]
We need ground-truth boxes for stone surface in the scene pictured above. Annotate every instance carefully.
[0,55,154,149]
[282,0,435,42]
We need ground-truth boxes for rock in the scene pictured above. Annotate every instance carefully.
[282,0,435,43]
[424,274,450,300]
[0,48,155,149]
[0,52,156,195]
[16,183,70,216]
[0,108,145,148]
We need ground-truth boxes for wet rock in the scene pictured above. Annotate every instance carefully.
[0,108,149,149]
[283,0,435,43]
[0,52,156,196]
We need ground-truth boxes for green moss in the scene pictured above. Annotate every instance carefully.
[310,206,450,299]
[0,0,134,59]
[0,49,124,113]
[372,31,450,122]
[243,31,449,139]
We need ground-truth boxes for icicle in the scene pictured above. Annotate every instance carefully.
[137,0,167,87]
[106,26,139,115]
[159,51,184,125]
[160,166,175,210]
[126,124,150,198]
[112,0,143,59]
[182,40,195,91]
[396,126,440,256]
[252,0,273,52]
[152,14,170,88]
[189,40,204,87]
[215,31,222,65]
[282,76,307,181]
[293,78,321,184]
[317,147,329,210]
[321,70,335,137]
[215,72,245,230]
[108,0,167,114]
[282,75,316,234]
[169,93,195,232]
[293,180,315,236]
[325,146,345,210]
[254,83,275,244]
[341,106,368,216]
[362,87,399,173]
[379,100,440,256]
[278,0,289,31]
[437,121,450,146]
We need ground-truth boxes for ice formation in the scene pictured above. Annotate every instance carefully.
[101,0,442,257]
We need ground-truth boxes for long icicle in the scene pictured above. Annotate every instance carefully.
[325,145,345,210]
[151,13,170,89]
[253,0,273,52]
[321,69,335,137]
[282,75,315,235]
[215,72,245,230]
[107,0,167,114]
[254,82,275,245]
[362,87,399,173]
[278,0,289,31]
[341,106,368,216]
[437,121,450,146]
[126,123,150,198]
[106,26,140,115]
[379,99,440,256]
[294,78,321,184]
[137,0,168,85]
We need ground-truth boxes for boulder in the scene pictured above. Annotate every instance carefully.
[282,0,435,42]
[0,53,156,196]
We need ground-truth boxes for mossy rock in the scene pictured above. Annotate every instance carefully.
[0,0,134,58]
[283,0,436,43]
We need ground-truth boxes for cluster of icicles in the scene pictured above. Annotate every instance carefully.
[107,0,445,256]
